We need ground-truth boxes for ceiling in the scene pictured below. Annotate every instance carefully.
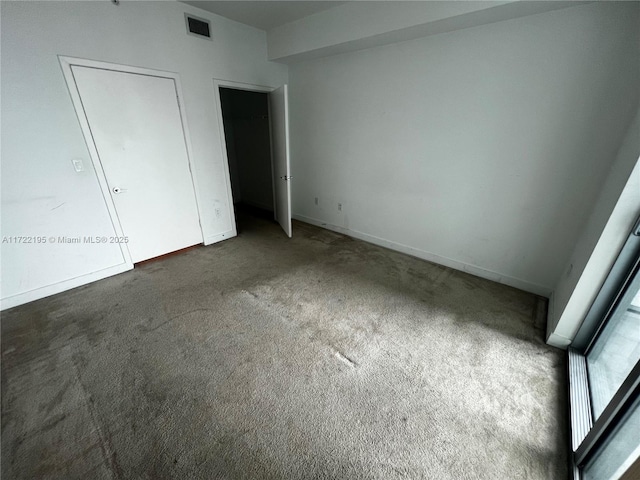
[181,1,346,31]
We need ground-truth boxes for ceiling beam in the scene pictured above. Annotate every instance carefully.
[267,1,590,64]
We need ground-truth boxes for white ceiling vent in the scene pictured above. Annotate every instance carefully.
[185,13,211,40]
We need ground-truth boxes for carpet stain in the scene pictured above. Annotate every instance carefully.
[334,350,358,367]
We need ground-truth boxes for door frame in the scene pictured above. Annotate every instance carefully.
[212,78,279,233]
[59,55,205,266]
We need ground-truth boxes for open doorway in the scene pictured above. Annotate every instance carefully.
[219,87,275,233]
[216,81,292,238]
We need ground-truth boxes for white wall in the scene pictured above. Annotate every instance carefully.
[1,1,287,308]
[268,1,508,62]
[267,1,578,63]
[288,2,640,296]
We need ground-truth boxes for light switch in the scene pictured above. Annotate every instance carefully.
[72,158,84,172]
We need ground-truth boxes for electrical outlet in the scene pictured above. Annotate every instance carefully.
[338,203,342,211]
[215,207,222,218]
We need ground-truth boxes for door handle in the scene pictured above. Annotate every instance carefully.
[112,187,128,194]
[280,176,293,181]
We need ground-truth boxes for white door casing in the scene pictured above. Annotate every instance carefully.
[70,63,203,262]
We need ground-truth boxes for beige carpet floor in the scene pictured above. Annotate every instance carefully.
[1,211,568,479]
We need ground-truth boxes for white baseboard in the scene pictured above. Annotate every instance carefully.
[1,262,133,311]
[545,291,577,349]
[546,331,572,349]
[204,229,236,246]
[292,213,552,297]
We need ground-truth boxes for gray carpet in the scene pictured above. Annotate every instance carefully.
[1,213,568,479]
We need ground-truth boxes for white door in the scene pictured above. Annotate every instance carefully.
[72,66,202,263]
[269,85,292,238]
